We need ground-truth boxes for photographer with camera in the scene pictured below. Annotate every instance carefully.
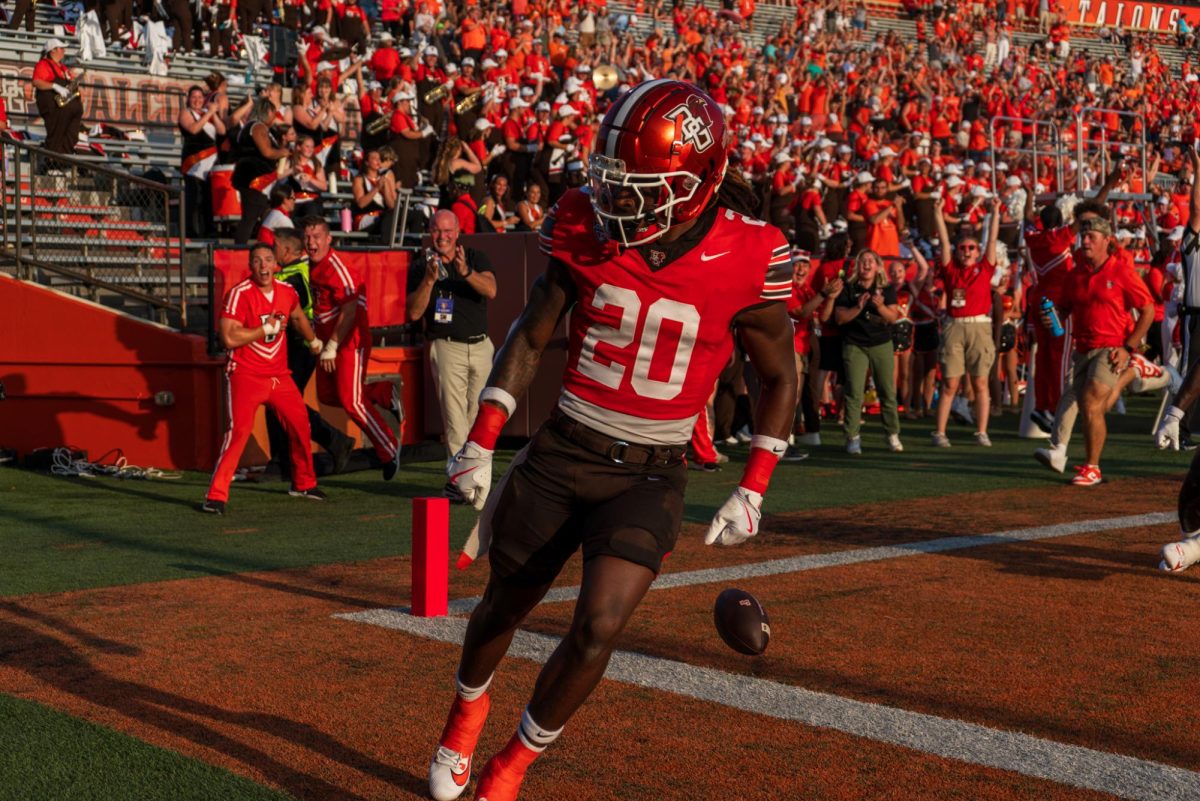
[834,249,903,454]
[406,210,498,458]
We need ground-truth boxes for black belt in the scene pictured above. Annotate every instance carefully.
[433,333,487,344]
[549,410,686,467]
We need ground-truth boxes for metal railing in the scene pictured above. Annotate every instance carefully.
[0,137,191,327]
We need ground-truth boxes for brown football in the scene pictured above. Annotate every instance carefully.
[713,588,771,655]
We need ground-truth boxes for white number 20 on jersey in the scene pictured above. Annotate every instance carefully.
[576,283,700,400]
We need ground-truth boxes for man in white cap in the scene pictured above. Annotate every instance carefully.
[499,97,535,196]
[845,171,875,253]
[389,91,432,188]
[541,104,579,204]
[32,39,83,156]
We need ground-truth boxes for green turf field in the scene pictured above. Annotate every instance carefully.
[1,397,1188,599]
[0,694,297,801]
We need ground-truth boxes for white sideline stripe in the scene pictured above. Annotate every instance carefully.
[335,610,1200,801]
[436,511,1175,616]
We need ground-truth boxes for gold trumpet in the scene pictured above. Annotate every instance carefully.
[423,80,453,104]
[455,89,483,115]
[56,68,86,108]
[364,113,391,137]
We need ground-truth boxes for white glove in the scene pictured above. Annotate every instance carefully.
[1156,405,1185,451]
[261,317,283,337]
[319,338,339,370]
[489,143,507,157]
[307,337,323,355]
[53,84,70,97]
[704,487,763,547]
[445,441,493,510]
[421,124,435,137]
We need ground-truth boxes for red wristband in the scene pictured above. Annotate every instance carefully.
[466,402,509,451]
[740,438,784,494]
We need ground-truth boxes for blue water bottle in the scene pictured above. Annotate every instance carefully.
[1041,296,1064,337]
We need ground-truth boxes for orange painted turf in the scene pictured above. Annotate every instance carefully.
[0,476,1191,800]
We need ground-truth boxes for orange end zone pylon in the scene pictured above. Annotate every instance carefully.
[412,497,449,617]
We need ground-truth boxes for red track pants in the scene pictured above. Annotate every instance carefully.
[315,344,398,463]
[690,404,719,465]
[1032,315,1072,412]
[208,369,317,502]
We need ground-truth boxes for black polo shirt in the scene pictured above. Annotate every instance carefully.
[835,281,898,348]
[407,246,494,342]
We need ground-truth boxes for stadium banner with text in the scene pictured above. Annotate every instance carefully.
[212,247,410,333]
[1058,0,1200,32]
[0,65,189,131]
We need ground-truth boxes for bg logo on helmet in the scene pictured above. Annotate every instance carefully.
[664,98,715,153]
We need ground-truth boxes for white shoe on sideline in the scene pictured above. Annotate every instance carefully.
[795,432,821,447]
[846,437,862,455]
[886,434,903,453]
[1034,445,1066,473]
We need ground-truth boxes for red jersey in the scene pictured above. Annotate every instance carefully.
[1060,252,1153,352]
[940,259,996,318]
[787,282,817,355]
[221,279,299,377]
[1025,224,1074,302]
[310,249,369,347]
[539,189,791,445]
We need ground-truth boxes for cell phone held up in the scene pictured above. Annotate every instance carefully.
[427,248,449,282]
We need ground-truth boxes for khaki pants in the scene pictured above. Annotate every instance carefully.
[430,337,495,456]
[1050,348,1123,449]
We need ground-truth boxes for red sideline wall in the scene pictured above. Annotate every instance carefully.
[0,273,224,471]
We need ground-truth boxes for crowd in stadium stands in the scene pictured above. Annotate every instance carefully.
[5,0,1198,480]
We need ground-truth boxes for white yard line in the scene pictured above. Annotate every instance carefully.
[336,611,1200,801]
[436,510,1175,615]
[336,509,1196,800]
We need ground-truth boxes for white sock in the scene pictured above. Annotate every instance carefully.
[456,671,493,702]
[516,708,562,753]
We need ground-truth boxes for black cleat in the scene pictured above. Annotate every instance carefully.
[382,455,399,481]
[200,499,225,515]
[288,487,328,501]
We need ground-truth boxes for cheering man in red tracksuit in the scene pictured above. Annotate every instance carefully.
[302,216,401,479]
[203,243,327,514]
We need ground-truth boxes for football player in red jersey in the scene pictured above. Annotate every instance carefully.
[203,244,326,514]
[427,80,797,801]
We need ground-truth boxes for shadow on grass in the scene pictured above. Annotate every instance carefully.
[0,617,428,800]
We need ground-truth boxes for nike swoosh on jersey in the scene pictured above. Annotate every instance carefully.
[700,251,730,261]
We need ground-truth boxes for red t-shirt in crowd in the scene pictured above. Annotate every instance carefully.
[787,282,817,355]
[1059,251,1153,352]
[940,258,996,317]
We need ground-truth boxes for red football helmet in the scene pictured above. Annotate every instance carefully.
[589,79,730,247]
